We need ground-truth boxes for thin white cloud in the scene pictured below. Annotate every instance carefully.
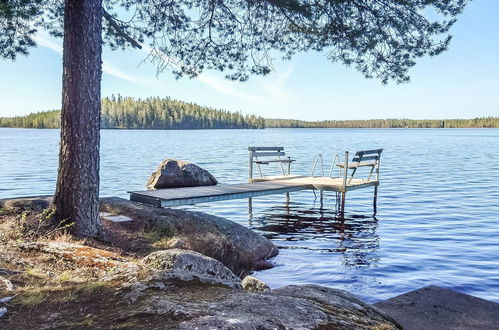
[34,32,292,105]
[102,60,161,86]
[34,33,159,86]
[141,44,272,104]
[196,74,271,104]
[34,35,62,54]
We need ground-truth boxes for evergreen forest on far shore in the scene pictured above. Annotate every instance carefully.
[1,95,498,129]
[265,117,499,128]
[0,95,265,129]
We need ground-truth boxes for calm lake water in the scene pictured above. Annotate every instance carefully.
[1,127,499,303]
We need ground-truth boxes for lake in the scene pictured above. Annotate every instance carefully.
[1,127,498,303]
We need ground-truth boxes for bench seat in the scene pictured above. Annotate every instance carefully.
[336,160,377,168]
[255,159,296,164]
[249,146,295,179]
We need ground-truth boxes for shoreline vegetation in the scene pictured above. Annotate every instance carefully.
[0,95,266,130]
[0,196,400,329]
[266,117,499,129]
[1,95,498,129]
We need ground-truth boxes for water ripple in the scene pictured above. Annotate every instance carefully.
[1,128,499,303]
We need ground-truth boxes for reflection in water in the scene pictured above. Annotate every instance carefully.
[248,194,380,268]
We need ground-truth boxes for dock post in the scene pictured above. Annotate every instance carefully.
[340,192,346,216]
[342,151,349,190]
[249,151,253,181]
[340,151,348,216]
[374,156,380,215]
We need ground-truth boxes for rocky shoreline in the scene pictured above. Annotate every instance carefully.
[0,196,401,329]
[3,195,499,329]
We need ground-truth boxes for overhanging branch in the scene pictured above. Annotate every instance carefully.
[102,8,142,49]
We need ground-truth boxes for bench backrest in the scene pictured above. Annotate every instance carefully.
[248,146,286,158]
[352,149,383,163]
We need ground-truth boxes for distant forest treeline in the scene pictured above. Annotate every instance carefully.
[266,117,499,128]
[1,96,498,129]
[0,95,265,129]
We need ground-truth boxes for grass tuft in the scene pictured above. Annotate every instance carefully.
[18,289,48,307]
[80,281,107,294]
[56,271,73,282]
[144,222,173,243]
[25,266,48,279]
[151,237,172,249]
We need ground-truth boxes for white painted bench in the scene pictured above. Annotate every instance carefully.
[248,146,296,180]
[337,149,383,183]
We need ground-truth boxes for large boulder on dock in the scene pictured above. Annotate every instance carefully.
[147,159,218,189]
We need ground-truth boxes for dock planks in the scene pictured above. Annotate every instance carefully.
[129,175,378,207]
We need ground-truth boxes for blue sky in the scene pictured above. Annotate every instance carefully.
[0,0,498,120]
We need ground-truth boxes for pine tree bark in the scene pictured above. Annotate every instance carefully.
[54,0,103,236]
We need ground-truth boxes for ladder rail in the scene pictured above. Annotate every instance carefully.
[311,154,324,177]
[328,154,341,178]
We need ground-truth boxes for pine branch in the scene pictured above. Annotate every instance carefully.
[102,8,142,49]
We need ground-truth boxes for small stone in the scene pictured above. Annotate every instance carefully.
[241,276,270,292]
[0,307,7,318]
[0,296,14,304]
[0,277,14,292]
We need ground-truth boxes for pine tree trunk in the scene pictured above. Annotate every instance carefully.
[54,0,103,237]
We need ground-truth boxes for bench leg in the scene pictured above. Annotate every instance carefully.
[249,153,253,180]
[280,161,285,175]
[368,166,375,181]
[348,168,357,184]
[257,163,263,177]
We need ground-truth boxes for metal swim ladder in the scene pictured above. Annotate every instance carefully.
[310,153,342,178]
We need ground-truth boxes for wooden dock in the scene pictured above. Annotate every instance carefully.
[129,175,378,209]
[130,147,382,214]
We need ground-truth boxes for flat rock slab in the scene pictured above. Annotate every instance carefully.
[374,285,499,330]
[100,212,134,223]
[105,215,134,223]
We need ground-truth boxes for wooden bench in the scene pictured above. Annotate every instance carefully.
[337,149,383,183]
[248,147,296,180]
